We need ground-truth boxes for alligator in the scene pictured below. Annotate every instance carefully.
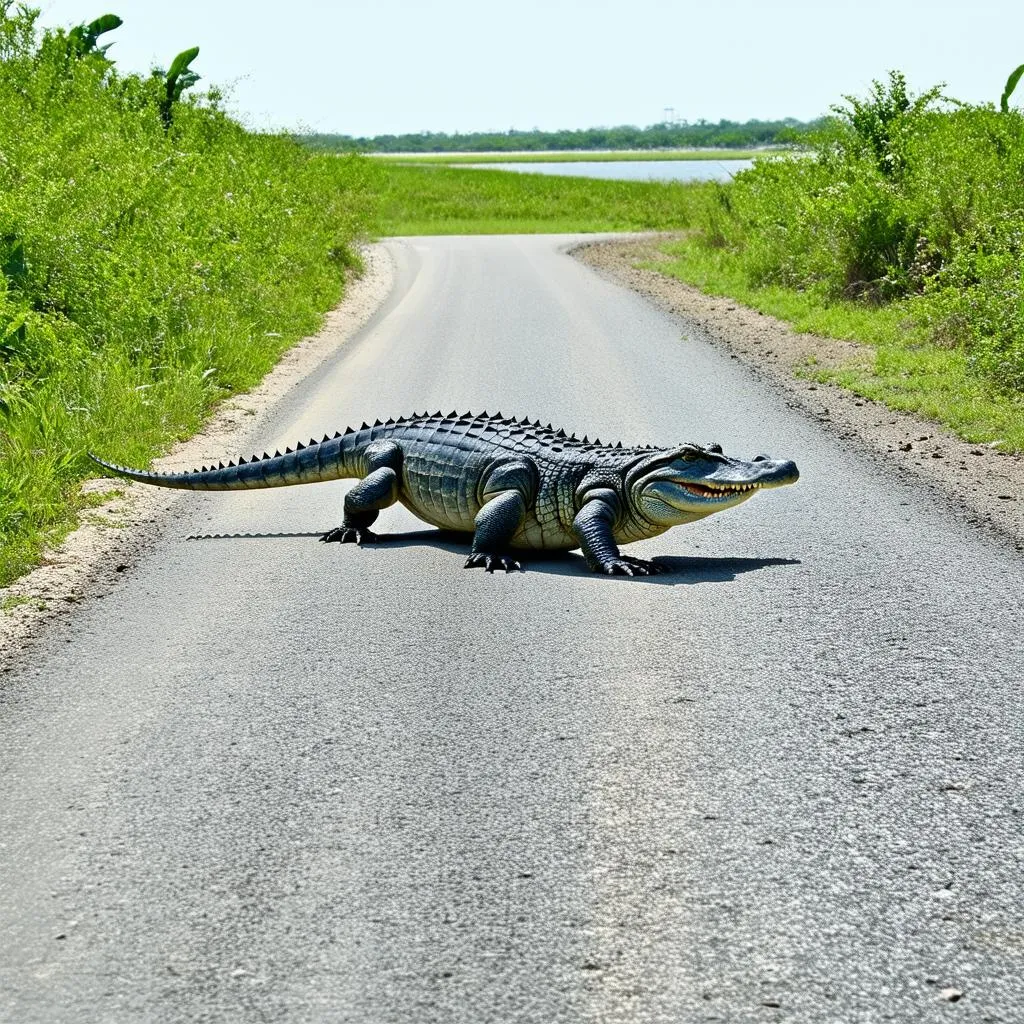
[90,411,799,575]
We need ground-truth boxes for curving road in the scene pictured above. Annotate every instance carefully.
[1,235,1022,1023]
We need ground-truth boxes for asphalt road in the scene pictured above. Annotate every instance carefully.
[1,235,1022,1023]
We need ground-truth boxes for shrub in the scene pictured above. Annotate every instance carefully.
[689,70,1024,392]
[0,4,377,583]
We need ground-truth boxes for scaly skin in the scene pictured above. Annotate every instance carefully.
[90,410,799,574]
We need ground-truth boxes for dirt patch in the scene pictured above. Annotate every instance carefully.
[0,243,395,674]
[573,234,1024,549]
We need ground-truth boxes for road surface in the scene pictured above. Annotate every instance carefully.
[1,235,1021,1022]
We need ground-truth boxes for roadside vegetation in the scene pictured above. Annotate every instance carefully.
[655,71,1024,450]
[0,6,376,585]
[372,163,704,235]
[304,119,810,155]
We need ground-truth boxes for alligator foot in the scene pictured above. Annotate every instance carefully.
[319,526,378,545]
[464,552,523,573]
[602,555,664,577]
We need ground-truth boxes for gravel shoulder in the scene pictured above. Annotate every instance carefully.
[572,234,1024,550]
[0,243,395,674]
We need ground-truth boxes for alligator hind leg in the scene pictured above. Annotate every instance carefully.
[464,491,527,572]
[464,458,536,573]
[321,441,401,546]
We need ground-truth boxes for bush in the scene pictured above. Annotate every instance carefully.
[0,4,378,583]
[690,70,1024,392]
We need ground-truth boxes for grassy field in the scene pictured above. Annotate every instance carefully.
[0,9,376,586]
[373,162,708,235]
[378,150,767,164]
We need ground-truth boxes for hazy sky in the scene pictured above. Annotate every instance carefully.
[36,0,1024,136]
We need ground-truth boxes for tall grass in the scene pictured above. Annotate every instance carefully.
[0,6,377,585]
[677,72,1024,396]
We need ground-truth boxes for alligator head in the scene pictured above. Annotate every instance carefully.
[627,443,799,527]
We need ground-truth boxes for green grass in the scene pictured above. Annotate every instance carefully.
[378,149,768,164]
[374,163,708,235]
[655,237,1024,450]
[0,9,377,586]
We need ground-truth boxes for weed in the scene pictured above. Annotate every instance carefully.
[0,5,377,584]
[675,72,1024,399]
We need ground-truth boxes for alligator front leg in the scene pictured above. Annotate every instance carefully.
[572,489,664,576]
[321,441,401,545]
[464,458,537,573]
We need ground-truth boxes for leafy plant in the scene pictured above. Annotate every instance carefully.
[66,13,122,56]
[0,5,377,584]
[676,72,1024,396]
[1001,63,1024,112]
[155,45,200,129]
[832,70,943,177]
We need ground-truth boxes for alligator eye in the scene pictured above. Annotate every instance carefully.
[707,442,723,454]
[681,450,701,462]
[752,453,770,462]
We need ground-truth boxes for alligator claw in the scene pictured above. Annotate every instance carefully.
[319,526,378,545]
[464,552,522,573]
[603,556,664,576]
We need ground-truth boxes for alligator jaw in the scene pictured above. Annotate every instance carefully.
[680,480,764,500]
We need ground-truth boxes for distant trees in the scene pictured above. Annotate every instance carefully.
[303,119,815,154]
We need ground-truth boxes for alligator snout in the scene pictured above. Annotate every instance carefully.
[764,458,800,486]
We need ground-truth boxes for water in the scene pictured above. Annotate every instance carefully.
[462,159,754,183]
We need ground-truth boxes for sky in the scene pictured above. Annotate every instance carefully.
[35,0,1024,136]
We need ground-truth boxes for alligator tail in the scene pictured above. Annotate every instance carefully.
[89,430,359,492]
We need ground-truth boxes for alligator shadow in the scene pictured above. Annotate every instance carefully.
[372,529,800,585]
[187,528,799,585]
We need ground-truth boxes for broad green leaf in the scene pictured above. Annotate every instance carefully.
[86,14,123,36]
[1000,63,1024,112]
[167,46,200,81]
